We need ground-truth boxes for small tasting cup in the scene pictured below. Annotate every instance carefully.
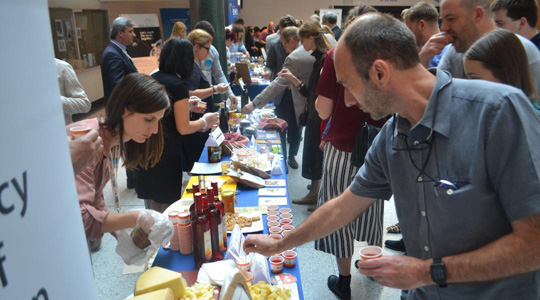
[282,250,297,268]
[359,246,383,260]
[267,221,280,228]
[267,205,278,212]
[280,213,293,219]
[279,208,291,214]
[280,218,293,226]
[269,233,282,240]
[281,229,292,237]
[240,270,253,284]
[270,255,284,273]
[269,227,282,235]
[221,161,230,175]
[281,224,294,231]
[267,210,279,217]
[70,125,91,138]
[197,101,207,109]
[235,256,251,271]
[267,215,279,222]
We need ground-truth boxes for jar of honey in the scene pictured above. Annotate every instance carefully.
[221,190,236,214]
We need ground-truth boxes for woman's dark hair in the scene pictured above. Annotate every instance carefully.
[194,20,215,38]
[245,26,255,47]
[465,29,538,102]
[159,38,194,79]
[102,73,170,169]
[225,29,237,42]
[254,26,261,33]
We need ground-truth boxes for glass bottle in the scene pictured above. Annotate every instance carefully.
[211,180,227,251]
[192,192,212,268]
[219,104,230,133]
[207,187,224,261]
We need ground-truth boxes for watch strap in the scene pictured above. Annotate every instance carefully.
[430,258,448,288]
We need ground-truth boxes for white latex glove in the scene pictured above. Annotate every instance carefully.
[188,96,202,111]
[115,209,173,266]
[215,83,229,94]
[202,112,219,129]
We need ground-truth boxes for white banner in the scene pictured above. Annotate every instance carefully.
[0,1,97,299]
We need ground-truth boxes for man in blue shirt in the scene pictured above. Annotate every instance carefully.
[244,13,540,300]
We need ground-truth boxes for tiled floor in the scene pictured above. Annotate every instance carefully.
[92,130,404,300]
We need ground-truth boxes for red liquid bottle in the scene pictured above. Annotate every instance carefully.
[211,181,227,251]
[189,183,200,217]
[207,187,224,261]
[192,192,212,268]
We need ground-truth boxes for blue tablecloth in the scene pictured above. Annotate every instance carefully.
[152,142,304,299]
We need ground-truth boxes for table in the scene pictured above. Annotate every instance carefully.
[152,138,304,299]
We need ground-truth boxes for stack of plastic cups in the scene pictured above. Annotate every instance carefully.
[178,211,193,254]
[168,211,180,251]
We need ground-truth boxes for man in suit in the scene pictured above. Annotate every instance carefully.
[323,12,343,41]
[100,17,137,104]
[100,16,138,190]
[243,27,314,170]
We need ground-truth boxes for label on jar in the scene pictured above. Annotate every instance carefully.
[204,230,212,261]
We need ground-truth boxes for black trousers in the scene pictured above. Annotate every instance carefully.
[275,89,302,160]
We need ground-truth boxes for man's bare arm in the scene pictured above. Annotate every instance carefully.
[279,189,375,251]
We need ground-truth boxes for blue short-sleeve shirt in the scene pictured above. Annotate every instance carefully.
[350,70,540,300]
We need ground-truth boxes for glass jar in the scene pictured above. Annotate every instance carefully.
[208,146,222,163]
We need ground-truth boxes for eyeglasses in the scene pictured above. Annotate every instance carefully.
[390,115,466,195]
[200,45,210,52]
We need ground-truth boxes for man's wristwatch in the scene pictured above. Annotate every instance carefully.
[212,85,216,94]
[297,82,304,90]
[430,258,447,288]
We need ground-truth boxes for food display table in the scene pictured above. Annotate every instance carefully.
[152,129,304,299]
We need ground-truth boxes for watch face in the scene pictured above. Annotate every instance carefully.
[431,260,447,287]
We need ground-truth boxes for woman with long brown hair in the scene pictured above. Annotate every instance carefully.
[464,29,538,105]
[278,20,332,206]
[68,73,170,251]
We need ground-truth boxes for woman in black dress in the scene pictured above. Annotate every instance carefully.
[135,38,220,212]
[278,20,332,206]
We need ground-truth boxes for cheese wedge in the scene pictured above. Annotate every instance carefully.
[135,267,187,300]
[128,288,174,300]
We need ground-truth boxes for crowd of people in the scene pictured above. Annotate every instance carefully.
[58,0,540,299]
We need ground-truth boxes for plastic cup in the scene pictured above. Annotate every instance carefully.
[281,229,292,237]
[267,205,278,212]
[359,246,383,260]
[282,250,297,268]
[269,227,282,235]
[267,210,279,217]
[267,221,280,228]
[267,215,279,222]
[240,270,253,284]
[235,256,251,271]
[269,233,282,240]
[279,208,291,214]
[70,125,90,138]
[197,101,207,110]
[281,224,294,231]
[221,161,230,175]
[280,213,293,219]
[280,218,292,226]
[270,255,284,273]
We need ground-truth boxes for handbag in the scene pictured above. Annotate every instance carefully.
[351,113,381,168]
